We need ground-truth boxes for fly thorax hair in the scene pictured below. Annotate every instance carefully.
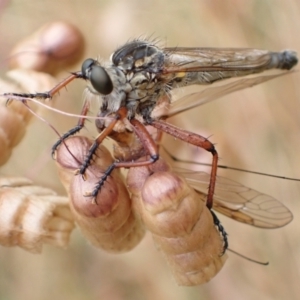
[128,72,157,99]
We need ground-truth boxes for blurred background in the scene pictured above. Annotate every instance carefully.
[0,0,300,299]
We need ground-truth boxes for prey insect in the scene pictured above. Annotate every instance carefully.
[4,39,297,255]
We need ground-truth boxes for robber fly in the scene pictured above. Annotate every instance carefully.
[4,39,297,251]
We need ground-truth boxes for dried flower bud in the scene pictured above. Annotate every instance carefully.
[0,69,57,166]
[0,176,75,253]
[9,21,84,74]
[55,136,145,253]
[127,159,227,286]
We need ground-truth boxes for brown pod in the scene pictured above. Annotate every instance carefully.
[9,21,84,74]
[55,136,145,253]
[0,69,57,166]
[0,176,75,253]
[127,159,227,286]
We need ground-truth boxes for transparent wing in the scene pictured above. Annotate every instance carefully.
[152,47,297,118]
[163,47,296,71]
[163,72,292,118]
[164,47,270,70]
[173,167,293,228]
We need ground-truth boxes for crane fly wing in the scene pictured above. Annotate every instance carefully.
[173,168,293,228]
[161,72,291,118]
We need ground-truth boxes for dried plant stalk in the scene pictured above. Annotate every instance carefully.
[0,22,84,254]
[55,136,145,253]
[0,176,75,253]
[127,159,227,286]
[0,69,57,166]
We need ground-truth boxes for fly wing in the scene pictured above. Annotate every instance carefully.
[173,168,293,228]
[163,47,297,71]
[152,47,297,118]
[157,72,293,118]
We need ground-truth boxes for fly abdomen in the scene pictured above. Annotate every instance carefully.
[270,50,298,70]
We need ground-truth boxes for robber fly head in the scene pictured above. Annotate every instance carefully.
[80,57,132,119]
[81,40,164,95]
[79,41,168,120]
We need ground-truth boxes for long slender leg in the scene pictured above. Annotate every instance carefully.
[52,96,91,154]
[3,72,88,155]
[84,112,159,199]
[149,119,218,209]
[4,72,82,100]
[76,109,126,177]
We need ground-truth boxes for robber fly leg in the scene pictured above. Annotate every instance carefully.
[87,116,159,199]
[148,119,218,209]
[76,107,128,178]
[76,111,124,177]
[108,117,160,169]
[4,73,82,102]
[210,210,228,255]
[52,96,91,156]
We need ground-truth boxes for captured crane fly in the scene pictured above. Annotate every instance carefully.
[4,39,297,256]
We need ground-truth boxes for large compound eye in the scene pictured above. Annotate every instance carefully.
[81,58,113,95]
[81,58,94,77]
[90,65,113,95]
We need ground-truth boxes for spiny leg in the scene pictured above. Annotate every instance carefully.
[210,210,228,254]
[85,113,159,200]
[4,73,82,101]
[76,107,129,178]
[148,119,218,210]
[52,97,91,155]
[3,72,89,155]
